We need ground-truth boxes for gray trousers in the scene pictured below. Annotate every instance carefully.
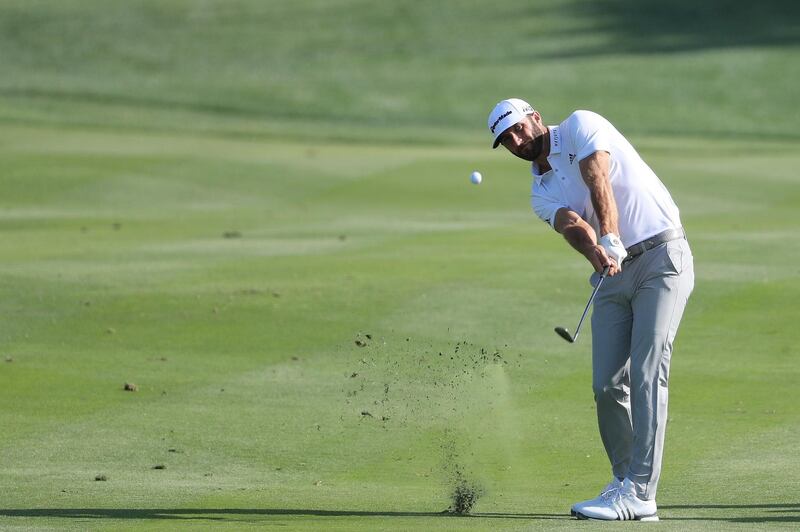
[591,238,694,501]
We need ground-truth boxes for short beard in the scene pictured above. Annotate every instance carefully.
[514,133,544,162]
[526,134,544,161]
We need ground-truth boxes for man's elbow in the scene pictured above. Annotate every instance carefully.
[553,208,580,234]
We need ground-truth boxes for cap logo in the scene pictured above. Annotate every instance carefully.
[490,110,512,133]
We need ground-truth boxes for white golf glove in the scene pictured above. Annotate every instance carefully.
[598,233,627,269]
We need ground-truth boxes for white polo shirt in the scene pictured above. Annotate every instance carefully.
[531,110,681,248]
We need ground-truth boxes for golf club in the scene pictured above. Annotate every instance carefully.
[554,265,610,343]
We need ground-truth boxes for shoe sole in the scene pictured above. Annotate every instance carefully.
[573,510,659,522]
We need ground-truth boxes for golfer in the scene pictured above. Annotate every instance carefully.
[488,99,694,521]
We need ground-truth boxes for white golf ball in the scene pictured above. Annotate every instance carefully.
[470,171,482,185]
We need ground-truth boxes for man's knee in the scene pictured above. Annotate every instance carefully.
[593,382,629,405]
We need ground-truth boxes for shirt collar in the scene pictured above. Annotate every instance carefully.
[531,125,560,180]
[548,125,562,155]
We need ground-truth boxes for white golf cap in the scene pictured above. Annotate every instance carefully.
[487,98,535,148]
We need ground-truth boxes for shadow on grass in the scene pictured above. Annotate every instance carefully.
[661,503,800,523]
[0,508,566,521]
[555,0,800,57]
[1,505,798,523]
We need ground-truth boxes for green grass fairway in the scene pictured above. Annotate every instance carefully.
[0,124,798,531]
[1,1,799,530]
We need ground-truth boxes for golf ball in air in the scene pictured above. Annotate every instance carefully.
[470,171,482,185]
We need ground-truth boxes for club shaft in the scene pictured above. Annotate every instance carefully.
[571,266,609,341]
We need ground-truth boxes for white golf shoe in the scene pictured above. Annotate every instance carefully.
[570,477,622,516]
[573,478,659,521]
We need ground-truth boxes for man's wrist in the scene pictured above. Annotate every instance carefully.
[598,233,623,249]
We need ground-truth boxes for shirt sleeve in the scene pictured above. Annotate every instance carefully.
[568,110,613,163]
[531,179,567,230]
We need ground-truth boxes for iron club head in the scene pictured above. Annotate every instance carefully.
[554,326,575,343]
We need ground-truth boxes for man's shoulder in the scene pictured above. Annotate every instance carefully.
[560,110,618,150]
[562,109,608,129]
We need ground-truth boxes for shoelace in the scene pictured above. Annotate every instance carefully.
[599,482,621,500]
[609,486,642,509]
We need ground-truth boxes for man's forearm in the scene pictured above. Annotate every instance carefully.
[556,208,600,259]
[554,207,619,275]
[590,182,618,237]
[562,217,598,259]
[579,151,619,237]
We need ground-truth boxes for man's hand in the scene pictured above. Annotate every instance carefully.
[598,233,627,271]
[586,241,621,276]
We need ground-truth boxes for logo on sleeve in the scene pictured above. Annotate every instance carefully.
[569,153,576,164]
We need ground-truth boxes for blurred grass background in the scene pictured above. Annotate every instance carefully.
[1,0,798,141]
